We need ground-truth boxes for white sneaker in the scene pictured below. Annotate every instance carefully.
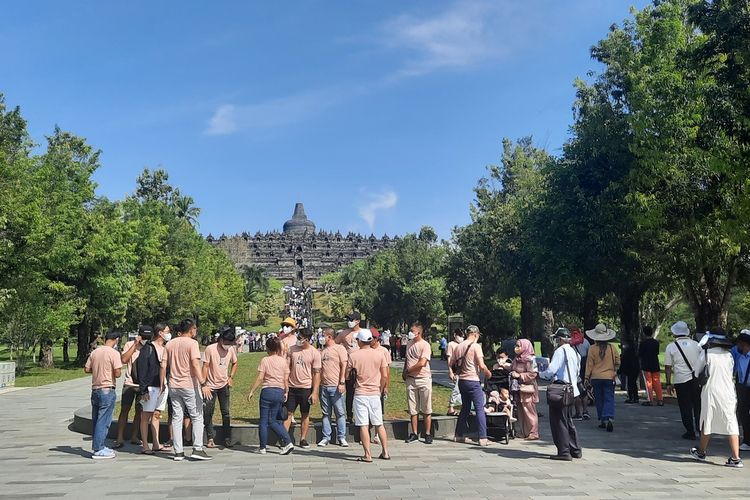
[339,438,349,447]
[257,447,267,454]
[740,443,750,451]
[317,438,329,447]
[372,435,380,445]
[280,443,294,455]
[92,449,116,460]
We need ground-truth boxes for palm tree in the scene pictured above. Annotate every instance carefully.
[171,188,201,227]
[242,264,269,303]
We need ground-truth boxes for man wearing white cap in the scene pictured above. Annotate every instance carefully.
[346,328,390,462]
[664,321,705,440]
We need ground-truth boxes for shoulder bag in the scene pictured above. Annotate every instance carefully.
[546,347,575,407]
[450,340,475,375]
[674,340,709,385]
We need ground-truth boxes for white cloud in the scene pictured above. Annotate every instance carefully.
[205,104,238,135]
[203,88,344,136]
[381,1,527,79]
[359,189,398,230]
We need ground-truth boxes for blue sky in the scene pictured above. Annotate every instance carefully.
[2,0,649,239]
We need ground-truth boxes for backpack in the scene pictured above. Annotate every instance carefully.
[131,342,158,387]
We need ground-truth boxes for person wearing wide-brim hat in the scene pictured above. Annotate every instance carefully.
[279,317,298,356]
[690,327,744,468]
[585,324,620,433]
[664,321,704,440]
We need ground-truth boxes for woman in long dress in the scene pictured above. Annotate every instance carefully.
[510,339,539,440]
[690,332,743,468]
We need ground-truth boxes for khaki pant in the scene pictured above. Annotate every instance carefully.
[406,376,433,415]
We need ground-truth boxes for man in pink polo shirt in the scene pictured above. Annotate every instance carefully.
[347,329,390,462]
[84,330,123,460]
[403,322,433,444]
[202,326,239,448]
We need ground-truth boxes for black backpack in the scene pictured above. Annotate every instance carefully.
[131,342,158,387]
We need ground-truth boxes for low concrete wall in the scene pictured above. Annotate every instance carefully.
[72,406,475,446]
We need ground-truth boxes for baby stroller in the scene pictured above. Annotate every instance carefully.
[483,368,516,444]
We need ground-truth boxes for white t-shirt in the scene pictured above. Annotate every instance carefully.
[381,330,391,345]
[664,338,705,385]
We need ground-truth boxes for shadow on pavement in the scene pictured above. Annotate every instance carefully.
[49,446,90,458]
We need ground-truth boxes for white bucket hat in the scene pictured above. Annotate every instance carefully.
[586,323,616,342]
[670,321,690,337]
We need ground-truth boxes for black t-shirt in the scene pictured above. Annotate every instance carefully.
[638,338,661,372]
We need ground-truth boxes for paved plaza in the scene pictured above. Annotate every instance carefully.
[0,376,747,500]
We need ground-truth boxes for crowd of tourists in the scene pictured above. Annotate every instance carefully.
[83,313,750,468]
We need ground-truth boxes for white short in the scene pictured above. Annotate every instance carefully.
[141,386,169,413]
[353,395,383,427]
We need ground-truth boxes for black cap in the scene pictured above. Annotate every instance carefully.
[105,330,123,340]
[738,332,750,345]
[345,311,361,321]
[220,326,235,342]
[553,328,571,339]
[139,325,154,340]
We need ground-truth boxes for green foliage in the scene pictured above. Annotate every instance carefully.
[329,227,446,330]
[0,96,245,370]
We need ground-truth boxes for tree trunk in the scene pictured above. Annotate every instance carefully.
[40,342,54,369]
[540,308,555,358]
[617,286,642,348]
[581,292,598,331]
[684,262,738,333]
[520,293,541,340]
[76,320,90,365]
[62,336,69,363]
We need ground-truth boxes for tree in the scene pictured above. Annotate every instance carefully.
[171,188,201,227]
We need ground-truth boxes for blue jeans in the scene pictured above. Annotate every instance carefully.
[320,386,346,441]
[591,378,615,420]
[456,380,487,439]
[259,387,291,449]
[91,388,117,451]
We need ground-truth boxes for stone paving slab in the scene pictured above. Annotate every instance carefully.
[0,375,748,499]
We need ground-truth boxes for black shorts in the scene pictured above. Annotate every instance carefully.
[286,387,313,415]
[121,386,141,408]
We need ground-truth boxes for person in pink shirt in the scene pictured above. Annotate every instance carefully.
[202,326,239,449]
[84,330,123,459]
[284,329,321,449]
[247,337,294,455]
[403,322,433,444]
[113,327,146,448]
[346,329,390,462]
[317,327,349,447]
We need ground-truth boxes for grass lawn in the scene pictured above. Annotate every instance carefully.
[116,351,453,424]
[0,343,87,387]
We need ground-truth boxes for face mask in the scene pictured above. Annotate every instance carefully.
[282,326,293,335]
[140,339,148,345]
[347,321,356,329]
[407,332,415,341]
[222,343,233,349]
[456,336,464,343]
[296,339,305,347]
[160,332,172,342]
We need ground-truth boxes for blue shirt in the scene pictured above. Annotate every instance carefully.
[731,346,750,386]
[540,344,581,397]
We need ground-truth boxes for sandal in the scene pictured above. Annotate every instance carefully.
[140,449,154,455]
[378,453,391,460]
[356,457,373,463]
[130,439,143,445]
[112,442,124,449]
[153,447,172,453]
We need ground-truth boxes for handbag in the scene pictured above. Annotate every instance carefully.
[520,383,535,394]
[673,340,708,385]
[546,347,575,407]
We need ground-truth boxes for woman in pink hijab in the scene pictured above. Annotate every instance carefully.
[510,338,540,440]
